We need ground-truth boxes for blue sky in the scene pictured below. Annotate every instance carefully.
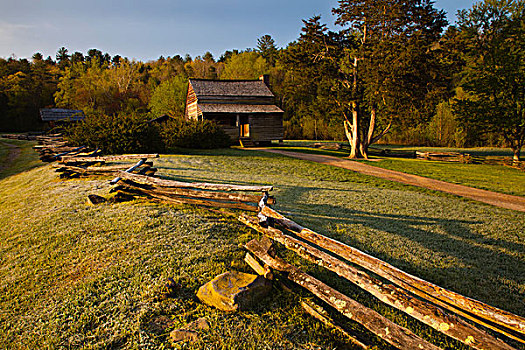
[0,0,477,62]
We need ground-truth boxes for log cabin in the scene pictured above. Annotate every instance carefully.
[185,75,284,146]
[40,108,85,128]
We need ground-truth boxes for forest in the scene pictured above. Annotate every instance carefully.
[0,0,523,160]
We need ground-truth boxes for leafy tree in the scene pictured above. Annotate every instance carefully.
[218,49,239,63]
[454,0,525,161]
[148,75,188,117]
[203,51,215,62]
[111,55,121,66]
[55,59,147,115]
[280,16,344,140]
[220,52,269,79]
[184,56,221,79]
[0,57,59,131]
[333,0,448,158]
[71,52,85,64]
[32,53,43,62]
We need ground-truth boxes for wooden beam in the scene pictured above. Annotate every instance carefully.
[245,238,442,350]
[117,186,259,212]
[240,215,516,350]
[110,159,146,184]
[120,180,274,204]
[117,171,273,192]
[244,253,273,279]
[260,206,525,342]
[300,300,368,349]
[61,154,159,163]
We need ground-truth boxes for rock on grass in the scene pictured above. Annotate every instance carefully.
[197,271,271,312]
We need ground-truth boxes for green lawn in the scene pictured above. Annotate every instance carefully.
[0,138,41,180]
[268,142,525,197]
[0,142,523,349]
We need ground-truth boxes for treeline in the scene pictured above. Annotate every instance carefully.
[0,0,523,159]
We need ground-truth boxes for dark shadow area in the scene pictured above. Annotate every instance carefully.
[0,139,44,181]
[272,185,525,316]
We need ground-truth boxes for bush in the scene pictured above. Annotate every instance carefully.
[161,119,232,149]
[65,112,163,154]
[65,113,232,154]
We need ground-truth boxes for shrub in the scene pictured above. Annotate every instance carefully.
[161,119,232,149]
[65,112,163,154]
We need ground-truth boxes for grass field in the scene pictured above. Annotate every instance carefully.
[0,140,524,349]
[268,142,525,197]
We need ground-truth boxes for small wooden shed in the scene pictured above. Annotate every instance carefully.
[40,108,85,127]
[185,75,283,146]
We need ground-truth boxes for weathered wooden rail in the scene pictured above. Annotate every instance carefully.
[246,237,442,350]
[258,205,525,343]
[112,172,274,212]
[240,214,518,349]
[235,197,525,349]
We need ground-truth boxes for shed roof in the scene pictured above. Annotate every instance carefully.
[199,103,283,114]
[190,79,274,98]
[40,108,85,122]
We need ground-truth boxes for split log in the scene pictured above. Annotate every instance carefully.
[60,154,159,163]
[110,159,146,184]
[53,146,87,159]
[260,206,525,342]
[54,163,149,172]
[301,301,368,349]
[244,253,273,279]
[116,186,259,212]
[117,171,273,192]
[246,238,442,350]
[120,180,275,205]
[240,215,516,350]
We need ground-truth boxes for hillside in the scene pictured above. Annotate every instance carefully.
[0,141,524,349]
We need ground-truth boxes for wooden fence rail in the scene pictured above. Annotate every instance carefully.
[239,214,516,350]
[257,205,525,345]
[246,237,443,350]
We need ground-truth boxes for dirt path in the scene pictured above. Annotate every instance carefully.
[0,141,21,173]
[253,149,525,212]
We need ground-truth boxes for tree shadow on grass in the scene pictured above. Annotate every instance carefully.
[272,186,525,315]
[0,140,44,181]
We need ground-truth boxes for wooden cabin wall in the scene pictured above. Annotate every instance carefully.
[205,114,238,140]
[248,114,283,142]
[185,84,200,120]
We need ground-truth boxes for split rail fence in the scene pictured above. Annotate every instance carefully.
[16,133,525,349]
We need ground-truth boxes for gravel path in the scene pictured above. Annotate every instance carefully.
[253,149,525,212]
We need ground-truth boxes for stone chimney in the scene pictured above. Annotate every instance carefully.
[259,74,270,87]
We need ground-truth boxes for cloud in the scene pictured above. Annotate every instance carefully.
[0,21,35,40]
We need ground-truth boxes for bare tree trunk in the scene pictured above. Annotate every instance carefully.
[345,102,365,159]
[512,145,521,162]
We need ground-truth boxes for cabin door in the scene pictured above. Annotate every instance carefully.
[239,115,250,137]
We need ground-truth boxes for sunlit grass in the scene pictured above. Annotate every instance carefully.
[0,144,523,349]
[268,142,525,197]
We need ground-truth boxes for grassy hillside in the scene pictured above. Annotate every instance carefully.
[0,142,523,349]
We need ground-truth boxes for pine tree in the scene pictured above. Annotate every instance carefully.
[333,0,448,158]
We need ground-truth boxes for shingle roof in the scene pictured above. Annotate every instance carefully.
[40,108,85,122]
[198,103,283,114]
[190,79,274,97]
